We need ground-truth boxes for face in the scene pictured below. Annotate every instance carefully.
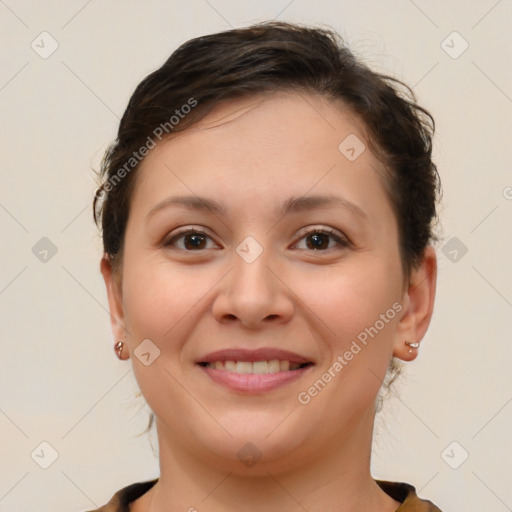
[102,91,436,475]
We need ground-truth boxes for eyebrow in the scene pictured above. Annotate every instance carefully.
[146,194,368,221]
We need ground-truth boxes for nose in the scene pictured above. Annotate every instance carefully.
[211,248,294,329]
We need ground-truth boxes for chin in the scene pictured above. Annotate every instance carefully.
[188,423,311,476]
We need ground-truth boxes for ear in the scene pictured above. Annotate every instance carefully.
[393,246,437,362]
[100,254,130,360]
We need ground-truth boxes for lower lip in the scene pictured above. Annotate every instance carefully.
[199,364,313,393]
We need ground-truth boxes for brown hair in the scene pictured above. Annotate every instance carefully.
[93,21,440,431]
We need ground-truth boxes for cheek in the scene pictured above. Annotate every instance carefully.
[296,268,400,419]
[300,261,401,344]
[121,255,233,379]
[121,252,207,342]
[120,259,201,415]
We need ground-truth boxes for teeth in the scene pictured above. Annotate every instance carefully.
[204,359,304,373]
[225,361,236,372]
[268,359,281,373]
[252,361,268,374]
[236,361,252,374]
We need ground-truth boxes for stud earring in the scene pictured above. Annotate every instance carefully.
[115,341,124,359]
[405,341,420,354]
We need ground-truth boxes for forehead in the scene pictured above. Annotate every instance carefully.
[136,91,376,175]
[181,91,369,153]
[130,91,392,224]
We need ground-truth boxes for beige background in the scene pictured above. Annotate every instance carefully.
[1,1,511,510]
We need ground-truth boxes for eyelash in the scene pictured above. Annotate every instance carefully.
[163,226,350,252]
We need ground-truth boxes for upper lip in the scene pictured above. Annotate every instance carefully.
[197,348,313,364]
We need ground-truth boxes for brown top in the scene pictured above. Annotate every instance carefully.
[85,478,443,511]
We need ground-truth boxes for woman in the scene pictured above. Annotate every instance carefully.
[91,21,442,511]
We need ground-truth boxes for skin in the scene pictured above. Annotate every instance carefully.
[101,91,437,512]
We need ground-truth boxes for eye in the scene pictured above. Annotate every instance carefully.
[163,226,350,252]
[163,228,218,251]
[293,227,350,251]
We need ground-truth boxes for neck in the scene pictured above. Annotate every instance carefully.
[133,407,400,512]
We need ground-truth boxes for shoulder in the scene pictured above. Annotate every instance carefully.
[83,479,158,512]
[376,480,443,511]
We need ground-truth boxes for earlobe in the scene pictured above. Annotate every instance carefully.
[393,246,437,361]
[100,254,129,358]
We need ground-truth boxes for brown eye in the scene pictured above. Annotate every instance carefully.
[305,232,331,250]
[294,228,349,251]
[164,229,216,251]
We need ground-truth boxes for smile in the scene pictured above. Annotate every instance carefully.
[196,347,315,392]
[199,360,311,373]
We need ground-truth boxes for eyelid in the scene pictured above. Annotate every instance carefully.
[164,225,351,252]
[163,226,219,249]
[292,225,351,250]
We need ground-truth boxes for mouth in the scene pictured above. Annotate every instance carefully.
[196,348,315,393]
[198,360,312,373]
